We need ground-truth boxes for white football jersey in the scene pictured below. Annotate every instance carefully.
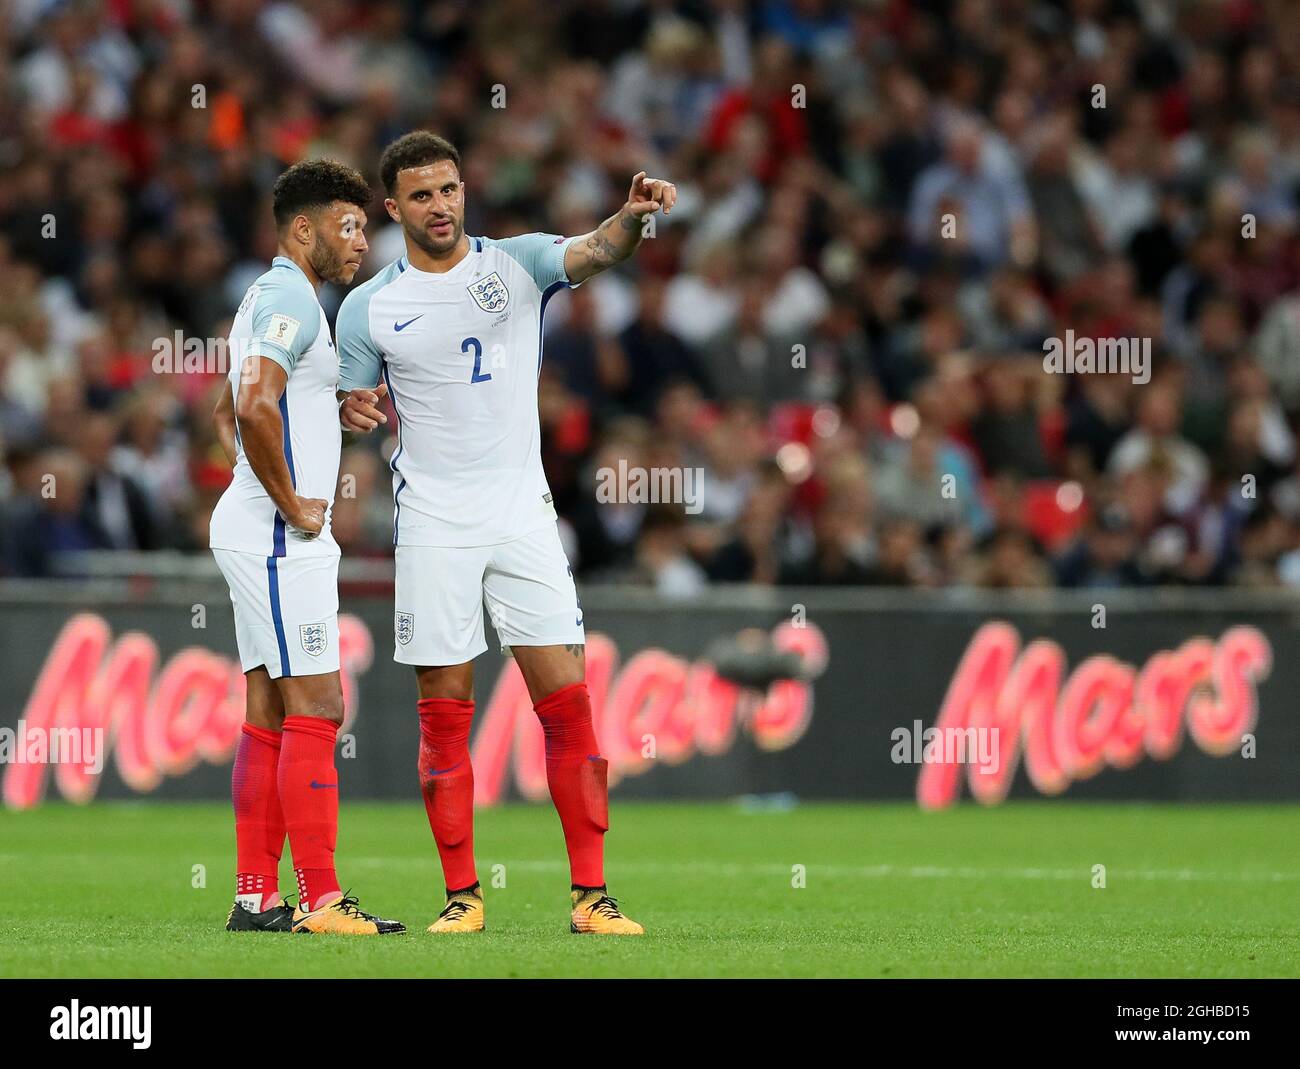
[209,256,342,558]
[336,234,580,547]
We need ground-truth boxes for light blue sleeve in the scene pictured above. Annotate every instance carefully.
[336,285,384,391]
[248,277,320,375]
[482,233,577,292]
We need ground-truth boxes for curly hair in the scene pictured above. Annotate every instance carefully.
[272,160,373,227]
[379,131,461,196]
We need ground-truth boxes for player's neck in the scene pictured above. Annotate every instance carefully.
[276,246,324,293]
[405,235,470,274]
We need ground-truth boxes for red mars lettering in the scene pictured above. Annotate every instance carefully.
[916,624,1270,809]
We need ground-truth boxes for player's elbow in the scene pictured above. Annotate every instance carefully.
[234,388,277,430]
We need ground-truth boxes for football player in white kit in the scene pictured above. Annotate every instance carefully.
[337,132,675,934]
[210,160,404,936]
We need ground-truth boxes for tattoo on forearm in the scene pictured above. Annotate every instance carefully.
[583,208,641,268]
[583,230,619,267]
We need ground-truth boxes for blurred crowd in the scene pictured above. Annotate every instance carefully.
[5,0,1300,593]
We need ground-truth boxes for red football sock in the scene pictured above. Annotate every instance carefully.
[278,715,342,911]
[232,723,285,911]
[534,683,607,888]
[417,698,478,891]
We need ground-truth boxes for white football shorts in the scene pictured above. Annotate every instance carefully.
[393,523,585,665]
[213,549,341,678]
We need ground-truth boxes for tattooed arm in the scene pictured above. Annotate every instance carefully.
[563,171,676,285]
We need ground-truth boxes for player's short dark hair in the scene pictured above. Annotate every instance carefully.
[379,131,461,196]
[272,160,372,228]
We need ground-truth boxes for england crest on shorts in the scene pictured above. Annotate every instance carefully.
[300,622,327,656]
[396,611,415,646]
[467,271,509,313]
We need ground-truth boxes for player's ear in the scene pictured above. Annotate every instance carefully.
[384,197,400,223]
[292,212,314,249]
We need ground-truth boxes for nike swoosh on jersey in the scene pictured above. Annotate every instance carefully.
[394,315,424,332]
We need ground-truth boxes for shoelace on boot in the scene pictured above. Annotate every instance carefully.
[333,892,379,921]
[438,897,475,921]
[587,895,624,919]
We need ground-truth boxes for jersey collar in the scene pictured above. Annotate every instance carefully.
[271,255,311,283]
[399,240,477,282]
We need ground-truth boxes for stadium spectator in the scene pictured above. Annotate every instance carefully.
[74,410,159,552]
[1054,502,1149,589]
[3,0,1300,594]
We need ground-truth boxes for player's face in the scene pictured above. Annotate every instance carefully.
[388,161,464,256]
[309,202,369,285]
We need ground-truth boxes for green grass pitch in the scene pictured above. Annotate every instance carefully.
[0,801,1296,978]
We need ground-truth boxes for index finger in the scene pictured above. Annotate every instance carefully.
[351,401,387,423]
[342,404,382,430]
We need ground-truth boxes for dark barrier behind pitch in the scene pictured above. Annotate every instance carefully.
[0,585,1294,806]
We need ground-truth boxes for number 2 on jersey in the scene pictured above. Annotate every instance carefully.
[463,337,492,383]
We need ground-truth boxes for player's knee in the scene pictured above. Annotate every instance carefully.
[303,689,345,724]
[533,665,585,707]
[244,709,285,731]
[415,664,473,702]
[518,653,584,703]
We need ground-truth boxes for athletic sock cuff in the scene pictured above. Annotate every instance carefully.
[281,715,340,743]
[533,682,589,718]
[418,697,475,718]
[240,722,284,748]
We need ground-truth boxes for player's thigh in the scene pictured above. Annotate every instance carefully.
[270,554,341,679]
[394,544,491,666]
[215,549,273,676]
[244,666,284,730]
[484,524,585,699]
[214,549,341,681]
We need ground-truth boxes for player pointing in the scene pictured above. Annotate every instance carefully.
[211,160,404,936]
[336,131,674,934]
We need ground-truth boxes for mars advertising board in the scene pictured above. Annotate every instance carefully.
[1,612,823,809]
[0,593,1292,806]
